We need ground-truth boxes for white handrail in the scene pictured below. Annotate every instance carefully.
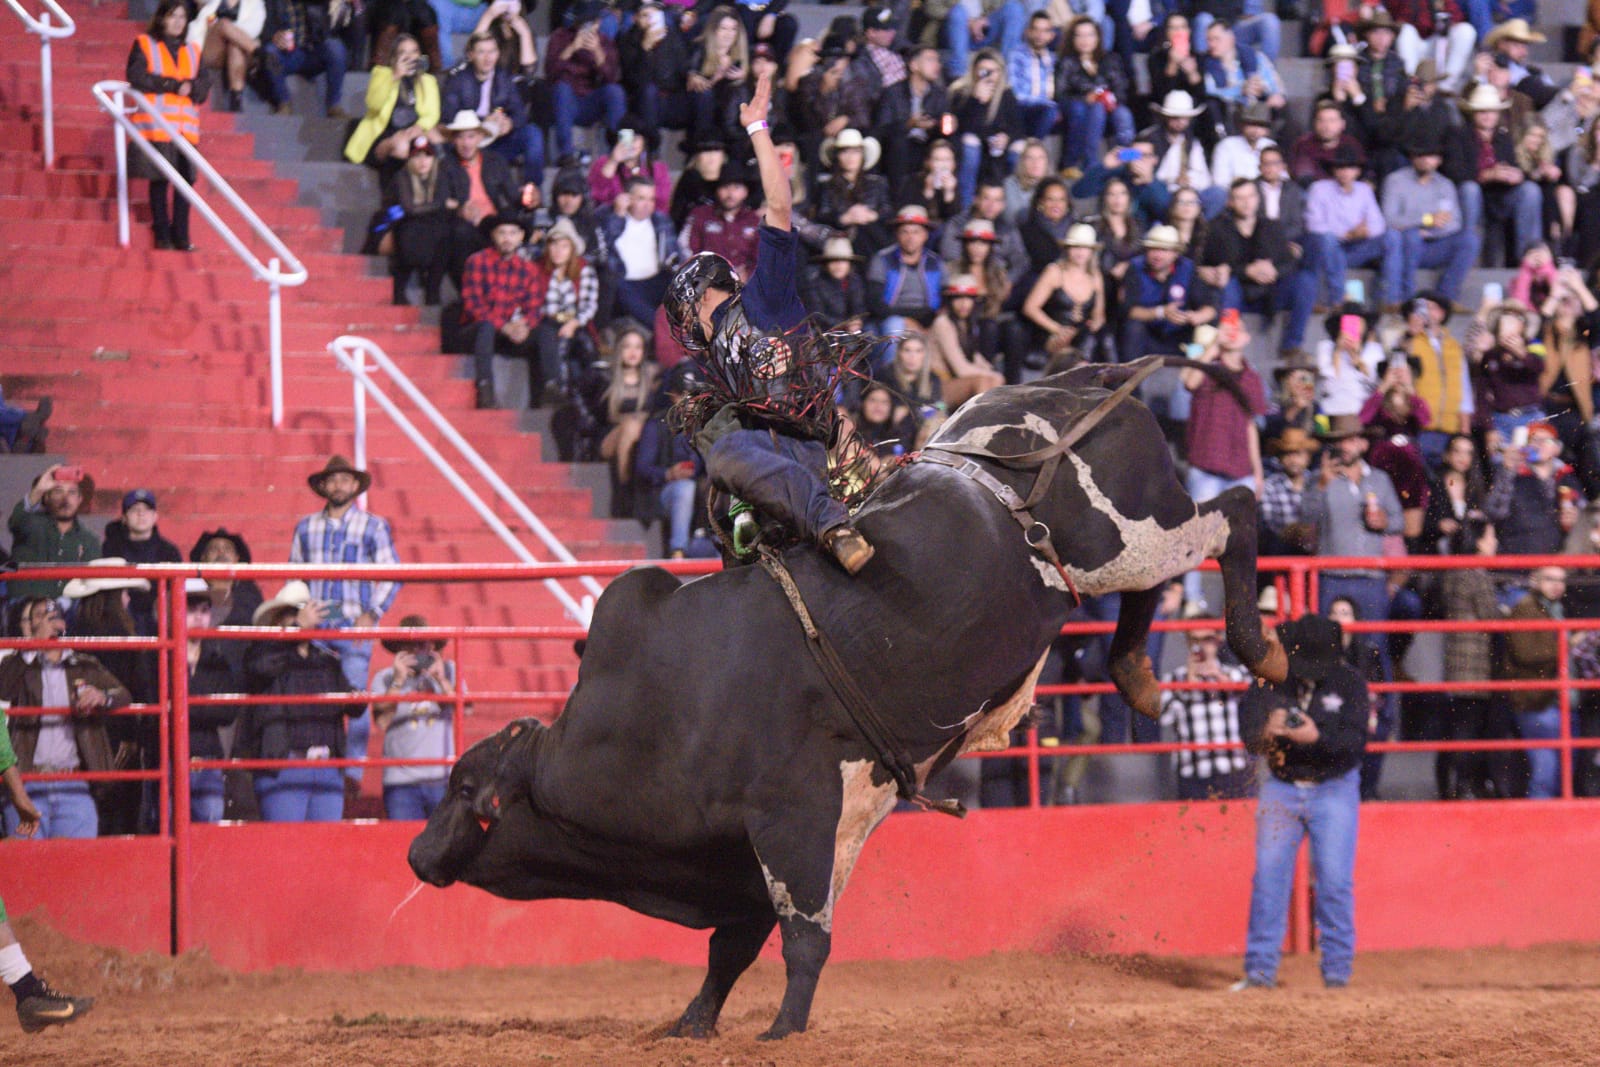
[330,335,602,626]
[92,79,309,428]
[5,0,75,169]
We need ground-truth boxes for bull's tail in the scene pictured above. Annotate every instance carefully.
[1087,355,1253,415]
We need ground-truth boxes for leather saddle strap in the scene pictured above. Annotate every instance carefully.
[757,552,963,817]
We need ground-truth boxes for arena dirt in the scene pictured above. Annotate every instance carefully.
[9,917,1599,1066]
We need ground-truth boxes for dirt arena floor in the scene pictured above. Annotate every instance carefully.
[8,918,1598,1066]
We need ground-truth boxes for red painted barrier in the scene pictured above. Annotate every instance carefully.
[11,801,1599,971]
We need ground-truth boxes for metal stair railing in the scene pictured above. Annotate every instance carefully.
[5,0,74,169]
[330,335,604,626]
[92,79,309,429]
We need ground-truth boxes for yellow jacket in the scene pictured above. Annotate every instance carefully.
[344,67,440,164]
[1409,330,1469,435]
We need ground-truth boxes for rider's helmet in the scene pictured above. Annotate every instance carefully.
[665,252,743,353]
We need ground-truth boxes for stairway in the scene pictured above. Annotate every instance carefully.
[0,6,648,769]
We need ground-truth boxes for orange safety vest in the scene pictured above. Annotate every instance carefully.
[132,35,201,145]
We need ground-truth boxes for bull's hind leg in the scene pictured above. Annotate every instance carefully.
[1200,487,1287,683]
[1107,585,1163,719]
[669,914,778,1038]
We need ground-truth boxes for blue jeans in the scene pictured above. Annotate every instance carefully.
[2,780,97,839]
[428,0,486,66]
[943,0,1026,78]
[1017,99,1061,141]
[255,765,345,821]
[1460,180,1542,262]
[1307,230,1402,307]
[1397,227,1479,304]
[383,780,447,820]
[1516,705,1565,799]
[191,768,224,823]
[1244,767,1360,986]
[706,429,848,541]
[1457,0,1492,37]
[1062,98,1134,170]
[551,81,627,158]
[958,138,1016,208]
[261,39,349,113]
[636,83,698,134]
[1224,269,1316,349]
[488,123,545,184]
[661,477,696,553]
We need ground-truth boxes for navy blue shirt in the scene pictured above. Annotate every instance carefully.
[720,224,809,334]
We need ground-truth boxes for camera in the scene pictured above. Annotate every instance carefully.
[413,651,436,671]
[1284,710,1306,729]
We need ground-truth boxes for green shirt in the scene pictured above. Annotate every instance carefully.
[8,500,100,598]
[0,708,15,776]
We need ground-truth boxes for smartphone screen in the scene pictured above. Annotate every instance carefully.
[1339,314,1363,342]
[1335,60,1355,82]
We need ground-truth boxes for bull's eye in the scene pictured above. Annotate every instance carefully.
[457,781,474,799]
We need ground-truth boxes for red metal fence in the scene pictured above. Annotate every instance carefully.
[5,555,1600,957]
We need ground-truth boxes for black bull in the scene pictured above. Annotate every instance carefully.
[408,362,1288,1039]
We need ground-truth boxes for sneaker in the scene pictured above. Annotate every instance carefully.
[1324,977,1349,989]
[17,982,94,1033]
[1227,977,1274,992]
[822,526,874,575]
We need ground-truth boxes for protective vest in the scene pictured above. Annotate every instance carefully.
[133,35,201,145]
[1409,331,1466,434]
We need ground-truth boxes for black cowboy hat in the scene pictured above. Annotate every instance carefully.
[1322,300,1376,340]
[1406,134,1445,157]
[479,212,528,241]
[1276,615,1345,682]
[1408,289,1452,317]
[308,454,373,497]
[1320,145,1366,172]
[188,526,254,564]
[715,161,752,188]
[381,613,447,654]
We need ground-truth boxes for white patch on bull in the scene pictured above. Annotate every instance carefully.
[760,865,828,928]
[1034,452,1231,597]
[823,760,898,928]
[914,651,1051,779]
[1020,412,1060,443]
[938,423,1006,452]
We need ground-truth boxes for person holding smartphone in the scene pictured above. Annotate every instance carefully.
[1234,614,1369,991]
[442,30,544,186]
[345,33,442,169]
[8,464,100,601]
[371,616,457,821]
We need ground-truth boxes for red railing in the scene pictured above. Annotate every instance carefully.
[6,555,1600,951]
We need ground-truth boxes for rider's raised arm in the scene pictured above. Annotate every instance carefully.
[741,71,791,233]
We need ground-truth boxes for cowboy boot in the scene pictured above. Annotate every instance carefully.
[822,526,874,576]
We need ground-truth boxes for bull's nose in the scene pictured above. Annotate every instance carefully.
[407,843,452,887]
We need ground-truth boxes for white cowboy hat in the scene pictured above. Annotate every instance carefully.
[820,128,882,171]
[1484,17,1546,47]
[544,217,587,259]
[443,109,484,133]
[1062,222,1100,248]
[1324,43,1359,63]
[252,580,315,625]
[1142,223,1186,251]
[1152,90,1205,118]
[62,558,151,599]
[1460,84,1510,112]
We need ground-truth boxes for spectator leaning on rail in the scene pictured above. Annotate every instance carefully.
[370,614,457,821]
[100,488,182,637]
[1484,420,1581,557]
[8,464,100,601]
[1501,566,1570,800]
[0,598,128,840]
[240,580,361,822]
[184,577,240,824]
[1159,603,1255,801]
[1234,613,1368,991]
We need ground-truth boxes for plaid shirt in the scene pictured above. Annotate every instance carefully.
[462,248,540,331]
[539,261,599,327]
[289,507,401,622]
[1160,663,1250,779]
[1258,471,1306,536]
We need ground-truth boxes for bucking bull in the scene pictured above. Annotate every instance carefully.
[408,358,1288,1039]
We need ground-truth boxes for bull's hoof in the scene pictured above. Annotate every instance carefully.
[1255,638,1289,684]
[666,1013,716,1040]
[758,1021,804,1041]
[1109,654,1161,720]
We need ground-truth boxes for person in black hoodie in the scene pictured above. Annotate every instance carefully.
[240,581,361,822]
[1235,614,1368,992]
[99,489,182,636]
[183,578,241,823]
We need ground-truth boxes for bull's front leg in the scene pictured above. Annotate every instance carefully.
[669,914,777,1039]
[764,913,831,1040]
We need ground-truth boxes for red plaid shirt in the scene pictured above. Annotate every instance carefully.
[1186,361,1266,480]
[461,248,540,331]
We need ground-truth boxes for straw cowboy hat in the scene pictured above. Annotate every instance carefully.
[1460,84,1510,112]
[1412,58,1446,83]
[1180,599,1223,637]
[942,273,983,297]
[813,236,863,263]
[1062,222,1100,248]
[1356,8,1399,33]
[1324,43,1359,63]
[543,217,587,259]
[1484,18,1546,48]
[308,454,372,497]
[891,203,933,228]
[1268,426,1321,456]
[381,613,447,654]
[1142,223,1185,251]
[1151,90,1205,117]
[252,580,315,625]
[820,128,881,171]
[62,558,151,599]
[959,218,999,242]
[1274,347,1317,380]
[1315,413,1366,441]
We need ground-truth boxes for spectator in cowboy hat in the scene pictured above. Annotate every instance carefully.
[1160,602,1256,801]
[867,204,944,340]
[1303,414,1403,632]
[8,464,100,601]
[682,162,762,282]
[1118,224,1218,410]
[1265,349,1318,442]
[814,128,893,256]
[1484,18,1557,110]
[1381,134,1479,309]
[371,614,458,821]
[239,580,360,822]
[1391,5,1476,94]
[801,236,870,330]
[437,109,519,233]
[1459,83,1542,263]
[184,576,241,824]
[1139,89,1219,217]
[1354,9,1407,110]
[100,489,182,635]
[1259,427,1320,555]
[1402,290,1474,465]
[1235,612,1368,991]
[461,212,540,409]
[1303,144,1399,310]
[940,179,1031,283]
